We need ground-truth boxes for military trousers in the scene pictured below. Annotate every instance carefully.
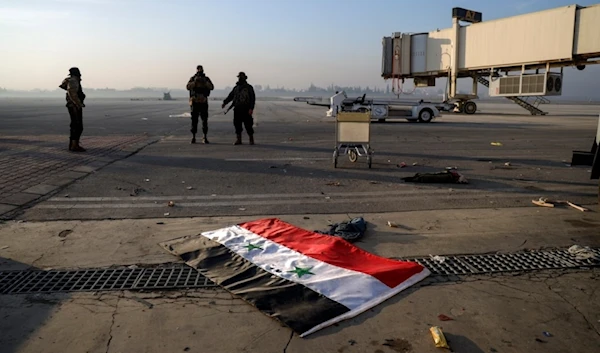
[67,104,84,141]
[190,103,209,135]
[233,107,254,136]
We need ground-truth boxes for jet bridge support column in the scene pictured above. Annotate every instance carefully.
[450,17,459,98]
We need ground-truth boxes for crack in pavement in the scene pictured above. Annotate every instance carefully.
[544,278,600,338]
[282,330,294,353]
[105,295,121,353]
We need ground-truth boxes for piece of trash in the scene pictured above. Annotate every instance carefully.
[504,162,511,166]
[369,181,380,184]
[491,142,503,146]
[543,331,552,337]
[326,182,341,186]
[438,314,453,321]
[181,181,185,184]
[532,197,554,208]
[164,212,170,216]
[430,326,450,349]
[568,245,599,261]
[186,186,193,190]
[535,338,547,343]
[141,118,148,120]
[144,179,150,182]
[131,296,153,309]
[156,222,165,225]
[325,196,331,200]
[269,165,277,169]
[303,216,310,219]
[412,162,418,166]
[128,265,139,269]
[168,201,175,207]
[64,194,70,198]
[58,230,72,238]
[445,166,457,170]
[183,347,190,352]
[238,208,246,211]
[169,112,192,118]
[402,170,468,184]
[387,159,391,163]
[387,221,399,228]
[430,255,446,264]
[565,201,588,212]
[398,162,407,168]
[315,217,367,242]
[490,348,498,353]
[0,246,9,250]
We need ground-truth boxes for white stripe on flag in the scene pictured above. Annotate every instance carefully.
[203,225,427,312]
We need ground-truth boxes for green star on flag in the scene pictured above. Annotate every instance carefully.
[288,266,315,278]
[243,243,263,251]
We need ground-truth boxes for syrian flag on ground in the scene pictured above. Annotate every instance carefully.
[161,218,430,337]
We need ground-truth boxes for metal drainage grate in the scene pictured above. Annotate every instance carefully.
[0,266,216,295]
[408,248,600,276]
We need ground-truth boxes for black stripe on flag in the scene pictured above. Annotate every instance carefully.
[174,236,350,335]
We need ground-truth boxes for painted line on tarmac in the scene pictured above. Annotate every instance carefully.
[225,157,330,161]
[47,188,487,202]
[36,192,521,209]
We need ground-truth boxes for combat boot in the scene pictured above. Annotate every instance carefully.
[191,133,196,144]
[202,135,209,144]
[249,135,255,145]
[234,134,242,145]
[68,140,75,151]
[73,140,86,152]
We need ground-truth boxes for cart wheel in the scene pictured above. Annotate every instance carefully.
[349,149,358,163]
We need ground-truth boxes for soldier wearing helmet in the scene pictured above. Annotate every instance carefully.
[222,72,256,145]
[186,65,214,144]
[58,67,86,152]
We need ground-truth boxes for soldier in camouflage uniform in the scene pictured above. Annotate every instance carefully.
[222,72,256,145]
[58,67,86,152]
[186,65,214,144]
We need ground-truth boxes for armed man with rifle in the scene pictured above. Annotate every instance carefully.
[222,72,256,145]
[59,67,87,152]
[186,65,214,144]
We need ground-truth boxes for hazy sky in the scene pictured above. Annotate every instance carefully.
[1,0,599,91]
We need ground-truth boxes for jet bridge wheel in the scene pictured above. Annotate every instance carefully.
[463,101,477,115]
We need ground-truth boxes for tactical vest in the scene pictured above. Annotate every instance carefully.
[189,74,212,104]
[233,83,251,106]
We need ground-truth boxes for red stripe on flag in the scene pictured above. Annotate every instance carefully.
[238,218,425,288]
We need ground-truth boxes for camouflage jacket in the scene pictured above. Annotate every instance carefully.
[187,74,214,104]
[223,82,255,110]
[59,77,85,108]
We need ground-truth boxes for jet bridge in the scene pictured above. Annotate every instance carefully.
[381,4,600,115]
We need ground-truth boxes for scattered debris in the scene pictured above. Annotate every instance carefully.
[164,212,170,216]
[504,162,511,166]
[445,166,457,170]
[325,196,331,200]
[239,208,246,211]
[430,326,450,349]
[64,194,70,198]
[144,179,150,182]
[168,112,192,118]
[141,118,148,120]
[430,255,446,264]
[58,230,72,238]
[269,165,277,169]
[0,246,9,250]
[568,245,599,261]
[183,347,190,352]
[491,142,503,146]
[315,217,367,242]
[398,162,407,168]
[490,348,498,352]
[535,338,547,343]
[168,201,175,207]
[181,181,185,184]
[128,265,139,269]
[348,339,357,346]
[437,314,453,321]
[130,187,144,197]
[326,182,342,186]
[156,222,165,225]
[543,331,553,337]
[402,170,468,184]
[532,197,589,212]
[131,296,154,309]
[412,162,418,166]
[387,221,399,228]
[303,216,310,220]
[186,186,193,190]
[369,181,380,184]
